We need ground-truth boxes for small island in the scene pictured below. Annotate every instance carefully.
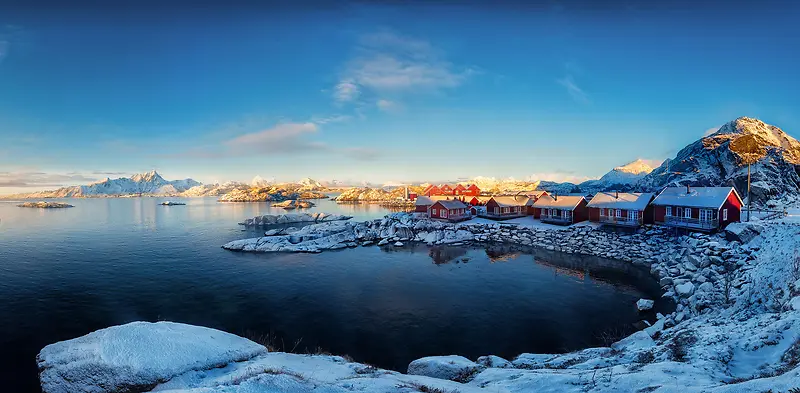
[271,200,314,209]
[159,201,186,206]
[17,201,74,209]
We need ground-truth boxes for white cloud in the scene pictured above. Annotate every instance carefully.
[557,75,589,103]
[334,31,474,105]
[703,125,722,137]
[376,99,401,113]
[225,122,322,154]
[311,114,352,124]
[334,80,360,103]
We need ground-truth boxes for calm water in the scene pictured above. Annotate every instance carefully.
[0,197,666,391]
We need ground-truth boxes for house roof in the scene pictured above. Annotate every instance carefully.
[415,195,452,206]
[532,195,585,209]
[651,187,741,209]
[469,196,493,202]
[587,192,655,210]
[488,196,531,207]
[527,190,549,199]
[433,199,468,210]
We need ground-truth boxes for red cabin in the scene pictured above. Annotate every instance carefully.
[484,196,530,219]
[439,184,454,195]
[532,195,588,225]
[587,192,655,227]
[651,186,742,232]
[453,184,467,195]
[425,185,443,196]
[463,184,481,197]
[429,200,470,222]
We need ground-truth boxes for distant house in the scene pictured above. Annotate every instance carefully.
[532,195,588,225]
[524,191,550,215]
[483,196,530,219]
[651,186,742,232]
[453,184,467,195]
[463,184,481,196]
[587,192,655,227]
[439,184,454,195]
[429,199,470,222]
[423,185,443,196]
[414,195,451,213]
[468,196,493,206]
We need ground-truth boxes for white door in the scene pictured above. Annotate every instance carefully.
[684,208,692,219]
[628,210,637,221]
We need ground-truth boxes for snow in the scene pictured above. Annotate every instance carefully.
[532,194,585,209]
[407,355,482,381]
[652,187,738,209]
[587,192,654,210]
[38,321,267,393]
[636,299,655,311]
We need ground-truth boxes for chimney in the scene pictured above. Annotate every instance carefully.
[554,192,558,201]
[686,184,690,194]
[615,191,619,199]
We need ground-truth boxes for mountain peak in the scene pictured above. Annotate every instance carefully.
[705,117,800,164]
[613,159,655,175]
[131,170,164,183]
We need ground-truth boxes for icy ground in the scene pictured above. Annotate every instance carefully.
[39,219,800,392]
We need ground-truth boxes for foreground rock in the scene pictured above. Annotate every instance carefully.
[271,199,315,209]
[238,212,351,227]
[17,201,74,208]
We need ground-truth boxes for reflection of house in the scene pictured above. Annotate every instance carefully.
[532,195,588,225]
[414,195,451,213]
[587,192,655,227]
[483,196,531,219]
[651,186,742,232]
[429,199,470,222]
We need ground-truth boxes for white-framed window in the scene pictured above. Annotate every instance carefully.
[442,210,448,218]
[431,208,437,216]
[600,208,605,216]
[722,209,728,221]
[699,209,712,221]
[628,210,637,221]
[494,207,500,214]
[615,209,622,218]
[675,207,682,217]
[666,206,672,216]
[562,210,568,219]
[684,208,692,219]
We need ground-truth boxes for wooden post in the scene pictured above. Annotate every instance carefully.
[747,162,751,222]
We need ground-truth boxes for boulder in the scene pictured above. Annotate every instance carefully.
[37,321,266,393]
[675,282,695,297]
[724,222,763,244]
[476,355,513,369]
[407,355,482,381]
[636,299,655,311]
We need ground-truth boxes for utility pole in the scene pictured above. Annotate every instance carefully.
[730,135,762,223]
[747,162,751,222]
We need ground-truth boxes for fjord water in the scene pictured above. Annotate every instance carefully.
[0,197,664,391]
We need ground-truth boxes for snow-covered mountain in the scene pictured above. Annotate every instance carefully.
[297,178,323,189]
[6,170,201,198]
[250,176,273,188]
[578,159,657,194]
[461,176,540,193]
[636,117,800,206]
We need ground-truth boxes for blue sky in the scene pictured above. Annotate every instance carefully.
[1,1,798,193]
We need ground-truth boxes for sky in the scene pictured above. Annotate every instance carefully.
[1,0,799,194]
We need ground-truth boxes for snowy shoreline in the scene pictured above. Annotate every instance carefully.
[38,214,800,392]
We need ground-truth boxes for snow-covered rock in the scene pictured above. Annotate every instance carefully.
[407,355,482,382]
[239,213,351,226]
[636,298,655,311]
[37,321,267,393]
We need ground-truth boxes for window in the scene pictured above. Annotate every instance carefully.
[685,208,692,219]
[666,206,672,217]
[600,208,605,216]
[562,210,569,219]
[723,209,728,221]
[700,209,712,222]
[628,210,637,221]
[494,207,500,215]
[431,208,437,216]
[675,207,682,218]
[615,209,622,218]
[442,210,448,218]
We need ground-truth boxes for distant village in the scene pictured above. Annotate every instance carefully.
[408,183,745,233]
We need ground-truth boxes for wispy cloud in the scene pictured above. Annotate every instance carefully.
[557,75,589,103]
[376,99,402,113]
[703,125,722,137]
[0,171,99,188]
[225,122,323,154]
[333,30,476,107]
[311,114,352,124]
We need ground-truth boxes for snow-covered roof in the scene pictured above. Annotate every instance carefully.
[532,195,585,210]
[651,187,741,209]
[587,192,655,211]
[488,196,531,207]
[527,191,549,199]
[414,195,452,206]
[433,199,468,210]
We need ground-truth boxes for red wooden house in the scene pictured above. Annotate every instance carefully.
[463,184,481,197]
[439,184,454,195]
[525,191,549,215]
[429,199,470,222]
[532,195,588,225]
[651,186,742,232]
[587,192,655,227]
[424,185,443,196]
[453,184,467,195]
[468,196,492,206]
[483,196,530,219]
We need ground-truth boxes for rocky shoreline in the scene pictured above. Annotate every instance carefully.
[17,201,74,208]
[37,213,800,392]
[238,212,352,227]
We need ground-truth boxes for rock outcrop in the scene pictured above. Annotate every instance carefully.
[17,201,74,208]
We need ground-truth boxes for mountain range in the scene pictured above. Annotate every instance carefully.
[3,117,798,206]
